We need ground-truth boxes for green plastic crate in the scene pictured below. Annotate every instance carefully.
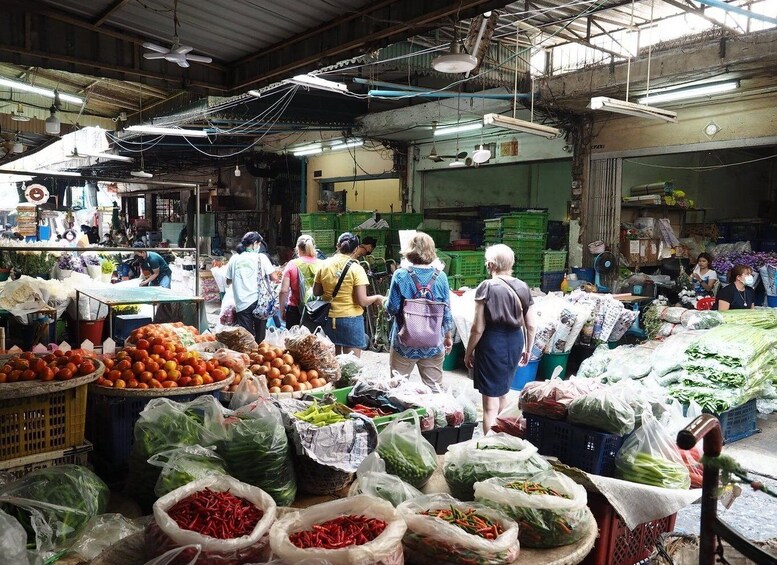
[515,251,545,267]
[302,229,336,249]
[338,212,374,232]
[390,213,424,230]
[300,213,338,231]
[483,218,502,229]
[450,275,485,290]
[543,250,567,271]
[501,212,548,233]
[503,238,546,254]
[371,245,386,259]
[354,228,388,245]
[502,231,547,242]
[446,251,486,277]
[422,229,451,248]
[309,386,426,431]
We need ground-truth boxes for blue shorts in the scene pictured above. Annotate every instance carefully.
[325,315,368,349]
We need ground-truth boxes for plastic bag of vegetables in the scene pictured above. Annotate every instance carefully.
[0,509,33,564]
[567,388,636,435]
[149,445,229,497]
[615,412,691,490]
[269,495,406,564]
[376,409,437,488]
[146,475,276,565]
[127,397,223,512]
[347,469,423,508]
[0,465,108,551]
[443,434,551,501]
[216,398,297,506]
[519,377,602,420]
[336,353,363,388]
[474,471,592,548]
[227,374,269,410]
[397,493,520,565]
[70,513,143,561]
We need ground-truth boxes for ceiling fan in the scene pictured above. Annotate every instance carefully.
[426,122,468,162]
[142,0,212,68]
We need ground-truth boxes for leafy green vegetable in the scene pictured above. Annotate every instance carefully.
[0,465,108,551]
[567,390,635,435]
[151,446,228,497]
[615,451,690,489]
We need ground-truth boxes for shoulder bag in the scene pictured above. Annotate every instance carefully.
[301,260,354,331]
[252,255,277,320]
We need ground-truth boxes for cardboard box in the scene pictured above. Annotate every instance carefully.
[622,237,660,265]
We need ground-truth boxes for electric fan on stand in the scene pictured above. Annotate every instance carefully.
[593,251,617,292]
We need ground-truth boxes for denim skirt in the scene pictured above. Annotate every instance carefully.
[324,315,368,349]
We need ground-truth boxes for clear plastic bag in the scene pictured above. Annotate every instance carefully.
[0,465,109,551]
[148,476,277,565]
[600,346,653,383]
[651,332,704,377]
[264,325,289,349]
[376,410,437,488]
[214,326,255,352]
[71,513,143,561]
[519,377,603,420]
[335,353,363,388]
[614,412,691,490]
[149,446,229,497]
[397,493,520,565]
[421,391,465,428]
[474,471,591,549]
[211,348,249,374]
[227,374,270,410]
[347,456,423,507]
[682,311,723,330]
[567,388,636,435]
[0,509,32,565]
[451,387,478,424]
[143,545,202,565]
[285,326,340,383]
[443,434,551,501]
[217,399,297,506]
[218,291,237,327]
[575,345,613,379]
[269,495,406,565]
[491,401,524,437]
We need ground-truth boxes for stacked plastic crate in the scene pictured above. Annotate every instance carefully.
[483,219,502,246]
[299,213,338,255]
[542,250,568,292]
[500,211,548,289]
[446,250,487,290]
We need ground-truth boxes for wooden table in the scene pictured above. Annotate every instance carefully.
[614,294,653,305]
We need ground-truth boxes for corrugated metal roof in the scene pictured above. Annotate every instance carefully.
[41,0,378,62]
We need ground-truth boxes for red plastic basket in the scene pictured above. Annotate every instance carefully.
[583,493,676,565]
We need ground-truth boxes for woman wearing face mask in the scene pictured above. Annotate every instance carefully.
[225,231,280,343]
[715,264,756,311]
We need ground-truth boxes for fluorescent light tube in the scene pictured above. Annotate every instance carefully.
[483,113,561,139]
[82,152,134,163]
[434,123,483,137]
[638,81,738,105]
[125,125,209,137]
[293,146,323,157]
[293,143,323,152]
[331,140,364,150]
[588,97,677,123]
[286,75,348,93]
[0,77,83,104]
[29,170,81,177]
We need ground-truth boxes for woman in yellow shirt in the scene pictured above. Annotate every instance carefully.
[313,233,383,356]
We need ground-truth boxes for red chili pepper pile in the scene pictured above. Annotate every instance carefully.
[167,488,264,539]
[421,506,505,540]
[350,404,396,418]
[289,515,387,549]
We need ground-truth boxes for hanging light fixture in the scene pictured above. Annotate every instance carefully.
[432,25,477,74]
[10,104,30,122]
[472,92,492,164]
[131,86,153,178]
[12,134,24,154]
[234,162,241,177]
[45,104,60,135]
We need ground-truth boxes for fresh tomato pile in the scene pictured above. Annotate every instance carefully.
[0,350,97,383]
[126,322,216,347]
[167,488,264,539]
[289,515,387,549]
[95,339,230,390]
[247,343,328,394]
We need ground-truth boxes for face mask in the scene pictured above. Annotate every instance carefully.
[744,275,754,286]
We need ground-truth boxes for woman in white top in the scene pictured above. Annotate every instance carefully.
[691,252,718,296]
[225,232,279,343]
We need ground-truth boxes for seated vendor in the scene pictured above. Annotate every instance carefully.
[351,236,377,261]
[691,252,718,296]
[715,264,755,311]
[133,242,172,289]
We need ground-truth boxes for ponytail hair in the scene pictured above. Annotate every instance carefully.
[296,234,316,257]
[336,232,360,254]
[236,231,263,254]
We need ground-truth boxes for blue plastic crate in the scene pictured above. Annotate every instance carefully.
[86,390,222,475]
[112,314,152,345]
[524,414,625,476]
[717,399,759,444]
[541,271,565,292]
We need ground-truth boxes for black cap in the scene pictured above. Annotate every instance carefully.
[133,241,147,248]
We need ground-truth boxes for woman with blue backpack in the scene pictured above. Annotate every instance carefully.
[386,232,453,389]
[279,234,323,328]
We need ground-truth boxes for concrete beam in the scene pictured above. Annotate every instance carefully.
[540,27,777,108]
